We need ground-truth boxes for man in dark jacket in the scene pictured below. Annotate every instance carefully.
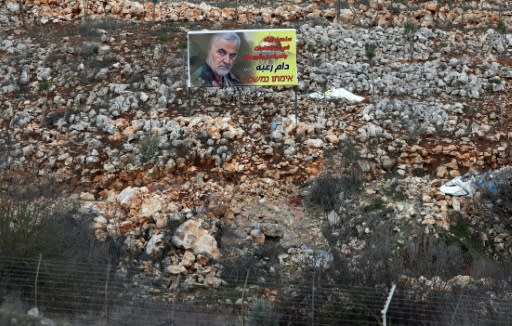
[191,32,241,87]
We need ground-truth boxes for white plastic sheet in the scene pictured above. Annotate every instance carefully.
[439,175,476,196]
[309,87,365,102]
[440,166,512,197]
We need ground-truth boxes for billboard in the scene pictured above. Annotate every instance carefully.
[187,29,297,87]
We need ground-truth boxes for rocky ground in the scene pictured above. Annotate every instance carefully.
[1,0,512,323]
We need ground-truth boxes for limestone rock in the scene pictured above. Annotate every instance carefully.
[145,232,166,257]
[172,220,220,259]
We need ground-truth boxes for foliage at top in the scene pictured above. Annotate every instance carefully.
[403,20,419,35]
[158,34,170,42]
[364,42,377,62]
[496,20,507,34]
[38,80,52,92]
[177,40,188,50]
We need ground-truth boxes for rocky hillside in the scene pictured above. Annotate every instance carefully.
[1,0,512,324]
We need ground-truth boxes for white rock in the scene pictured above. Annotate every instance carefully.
[167,264,187,275]
[327,210,341,226]
[140,196,163,218]
[304,138,324,148]
[118,186,140,206]
[80,192,95,201]
[7,2,20,12]
[172,220,220,259]
[19,69,29,85]
[145,232,165,257]
[139,92,149,102]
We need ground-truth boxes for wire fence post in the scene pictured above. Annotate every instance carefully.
[381,283,396,326]
[104,261,112,325]
[294,86,298,125]
[241,269,249,326]
[34,253,42,309]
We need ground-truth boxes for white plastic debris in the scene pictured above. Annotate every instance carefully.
[309,87,365,102]
[440,166,512,197]
[439,175,476,196]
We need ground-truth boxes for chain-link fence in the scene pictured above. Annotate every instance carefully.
[1,255,512,326]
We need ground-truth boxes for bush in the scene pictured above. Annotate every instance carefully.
[403,20,419,36]
[177,40,188,50]
[0,186,120,316]
[366,196,386,211]
[139,135,160,164]
[307,173,344,212]
[308,172,362,213]
[158,34,170,42]
[78,42,99,60]
[496,20,507,34]
[38,80,51,92]
[364,42,377,61]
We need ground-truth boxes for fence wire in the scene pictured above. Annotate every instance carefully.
[1,256,511,325]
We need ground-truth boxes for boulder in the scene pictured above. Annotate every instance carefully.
[172,220,220,259]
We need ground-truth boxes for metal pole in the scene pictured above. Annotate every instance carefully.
[105,261,112,325]
[294,87,298,125]
[311,265,315,326]
[241,269,249,326]
[381,283,396,326]
[34,253,42,309]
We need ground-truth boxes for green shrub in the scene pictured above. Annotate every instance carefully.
[367,196,386,211]
[386,180,407,201]
[158,34,170,42]
[38,80,51,92]
[403,20,419,60]
[364,42,377,61]
[403,20,419,35]
[177,40,188,50]
[489,77,502,84]
[453,225,485,255]
[139,135,160,164]
[496,20,507,34]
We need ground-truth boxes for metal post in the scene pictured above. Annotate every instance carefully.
[105,261,112,325]
[34,253,42,308]
[241,270,249,326]
[187,87,191,113]
[294,87,298,125]
[381,283,396,326]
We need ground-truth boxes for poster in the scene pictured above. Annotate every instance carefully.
[187,29,297,87]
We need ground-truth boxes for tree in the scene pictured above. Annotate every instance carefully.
[403,20,419,61]
[38,80,52,127]
[364,42,377,101]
